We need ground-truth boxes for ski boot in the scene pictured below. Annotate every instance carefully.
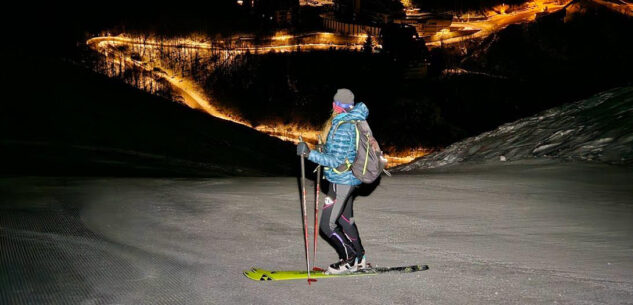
[354,255,372,271]
[325,256,358,275]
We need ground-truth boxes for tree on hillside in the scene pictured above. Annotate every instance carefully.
[363,35,374,53]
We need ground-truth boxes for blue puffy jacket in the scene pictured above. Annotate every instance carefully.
[308,102,369,185]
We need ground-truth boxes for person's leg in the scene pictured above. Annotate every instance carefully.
[338,188,364,259]
[319,183,356,261]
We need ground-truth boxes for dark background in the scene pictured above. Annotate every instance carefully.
[1,0,632,176]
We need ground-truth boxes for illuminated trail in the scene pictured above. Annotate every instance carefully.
[86,0,582,167]
[88,33,365,55]
[86,0,576,168]
[426,0,573,46]
[88,38,251,126]
[87,35,428,167]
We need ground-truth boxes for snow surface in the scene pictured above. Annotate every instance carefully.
[2,161,632,304]
[396,87,633,172]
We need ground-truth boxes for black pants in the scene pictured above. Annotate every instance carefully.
[319,183,365,260]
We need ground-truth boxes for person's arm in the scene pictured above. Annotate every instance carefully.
[308,124,354,168]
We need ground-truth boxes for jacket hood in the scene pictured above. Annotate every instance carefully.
[340,102,368,121]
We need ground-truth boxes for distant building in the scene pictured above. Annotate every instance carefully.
[324,1,451,38]
[333,0,403,23]
[322,0,405,36]
[299,0,334,6]
[322,13,381,35]
[241,0,300,26]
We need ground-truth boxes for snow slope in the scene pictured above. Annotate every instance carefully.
[1,162,632,304]
[397,87,633,172]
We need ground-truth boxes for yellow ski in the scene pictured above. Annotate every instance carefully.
[243,265,428,281]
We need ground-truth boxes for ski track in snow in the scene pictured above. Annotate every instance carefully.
[1,161,633,304]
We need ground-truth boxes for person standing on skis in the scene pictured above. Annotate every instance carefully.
[296,88,369,274]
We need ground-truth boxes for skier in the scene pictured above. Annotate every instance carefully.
[296,88,369,274]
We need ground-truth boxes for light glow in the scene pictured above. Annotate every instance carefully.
[429,0,573,47]
[86,0,580,168]
[87,34,418,167]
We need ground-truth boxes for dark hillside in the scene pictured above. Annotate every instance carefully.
[0,55,296,177]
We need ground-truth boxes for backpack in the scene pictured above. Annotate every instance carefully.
[333,120,391,183]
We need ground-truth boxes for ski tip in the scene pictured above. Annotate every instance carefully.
[312,267,325,272]
[307,278,318,285]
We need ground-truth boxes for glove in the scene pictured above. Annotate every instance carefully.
[296,142,310,157]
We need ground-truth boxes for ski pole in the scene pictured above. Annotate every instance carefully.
[298,136,316,284]
[313,135,325,272]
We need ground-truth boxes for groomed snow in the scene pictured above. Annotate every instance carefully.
[2,160,632,304]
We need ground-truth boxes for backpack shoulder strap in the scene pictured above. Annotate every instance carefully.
[333,120,360,147]
[332,120,357,133]
[331,120,360,173]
